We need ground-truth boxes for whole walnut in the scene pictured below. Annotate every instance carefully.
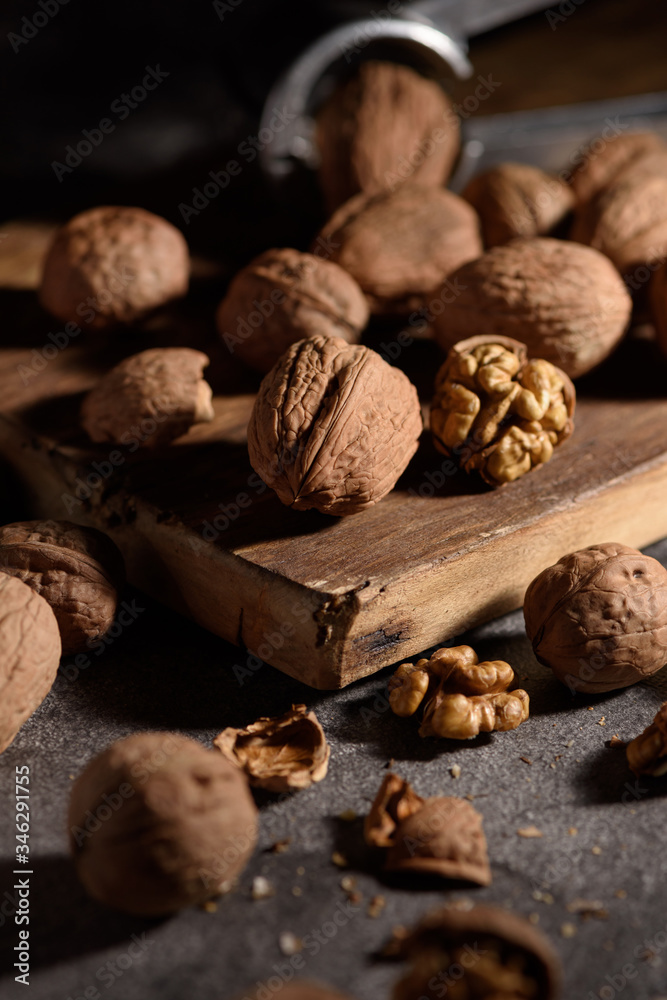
[462,162,574,247]
[316,61,460,213]
[650,259,667,357]
[317,185,482,315]
[216,248,369,373]
[567,130,665,204]
[524,543,667,694]
[0,574,61,753]
[0,520,124,655]
[68,732,258,915]
[81,347,214,447]
[432,238,632,378]
[40,206,189,329]
[247,335,422,516]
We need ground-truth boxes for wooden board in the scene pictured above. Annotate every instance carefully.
[1,221,667,689]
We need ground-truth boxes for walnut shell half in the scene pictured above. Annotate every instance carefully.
[81,347,214,447]
[68,732,258,915]
[213,705,330,792]
[247,336,423,516]
[0,574,61,753]
[216,248,368,373]
[432,238,632,378]
[524,543,667,693]
[40,206,189,329]
[316,61,460,213]
[0,520,124,655]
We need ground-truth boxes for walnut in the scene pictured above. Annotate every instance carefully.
[247,335,422,516]
[389,644,529,740]
[567,130,665,204]
[315,61,459,213]
[216,248,368,373]
[317,185,482,316]
[0,574,61,753]
[627,703,667,776]
[214,705,330,792]
[432,237,632,378]
[364,774,491,884]
[430,335,575,487]
[391,905,562,1000]
[462,162,574,247]
[68,732,258,915]
[39,206,189,329]
[81,347,214,447]
[524,543,667,694]
[0,520,124,655]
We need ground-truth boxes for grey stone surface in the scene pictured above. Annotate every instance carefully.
[2,540,667,1000]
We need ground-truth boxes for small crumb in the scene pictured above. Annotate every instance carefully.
[465,794,475,800]
[528,913,540,925]
[331,851,348,868]
[532,890,554,905]
[291,886,302,897]
[450,897,474,911]
[561,923,577,938]
[609,735,626,748]
[564,740,574,747]
[525,777,531,783]
[592,846,602,855]
[382,926,408,957]
[252,876,275,901]
[597,717,606,726]
[615,889,627,899]
[568,827,578,836]
[340,875,357,892]
[270,838,291,854]
[520,756,532,765]
[202,900,218,913]
[296,866,305,876]
[68,774,75,780]
[450,764,461,779]
[549,763,557,769]
[347,891,362,905]
[517,826,543,839]
[566,899,608,919]
[368,895,386,918]
[338,808,357,822]
[587,706,594,711]
[279,932,302,956]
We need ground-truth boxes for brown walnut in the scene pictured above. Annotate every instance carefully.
[317,185,482,316]
[391,905,562,1000]
[40,206,189,329]
[0,520,124,655]
[364,773,491,884]
[81,347,214,447]
[0,574,61,753]
[214,704,330,792]
[567,130,665,204]
[462,162,574,247]
[315,61,460,213]
[216,248,368,373]
[430,335,575,487]
[68,732,258,915]
[432,238,632,378]
[524,542,667,694]
[389,644,529,739]
[247,335,422,516]
[627,703,667,776]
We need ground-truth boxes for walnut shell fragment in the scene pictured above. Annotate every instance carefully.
[214,705,330,792]
[432,238,632,379]
[216,248,369,372]
[365,773,491,885]
[391,905,562,1000]
[316,61,460,213]
[524,543,667,694]
[627,703,667,776]
[0,520,124,655]
[81,347,214,447]
[430,335,575,487]
[462,162,574,247]
[389,644,529,739]
[317,185,482,315]
[40,206,189,329]
[68,732,258,915]
[0,574,61,753]
[567,130,665,204]
[247,335,422,516]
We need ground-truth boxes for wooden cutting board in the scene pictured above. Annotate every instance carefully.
[1,219,666,689]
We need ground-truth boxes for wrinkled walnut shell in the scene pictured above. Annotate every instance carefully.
[524,542,667,694]
[81,347,214,447]
[214,704,330,792]
[40,206,189,329]
[316,61,459,213]
[391,905,562,1000]
[247,335,422,516]
[216,248,368,373]
[0,520,124,655]
[68,732,258,915]
[0,574,62,753]
[627,702,667,776]
[430,335,576,487]
[317,185,482,316]
[463,162,574,247]
[567,130,665,204]
[432,238,632,378]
